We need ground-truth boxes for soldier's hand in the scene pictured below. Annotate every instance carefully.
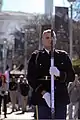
[42,92,51,108]
[49,66,60,77]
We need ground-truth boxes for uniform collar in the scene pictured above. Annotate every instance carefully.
[45,48,49,54]
[44,48,55,54]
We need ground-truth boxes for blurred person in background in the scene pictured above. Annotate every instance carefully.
[0,74,8,118]
[9,76,18,112]
[67,74,80,119]
[77,76,80,119]
[20,77,29,114]
[4,65,10,91]
[17,75,24,110]
[28,85,33,110]
[4,65,10,104]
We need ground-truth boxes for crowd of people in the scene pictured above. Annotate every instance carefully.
[0,73,30,118]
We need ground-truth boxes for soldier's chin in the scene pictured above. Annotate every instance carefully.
[46,46,51,50]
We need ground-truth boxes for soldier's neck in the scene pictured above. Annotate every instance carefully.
[45,48,55,53]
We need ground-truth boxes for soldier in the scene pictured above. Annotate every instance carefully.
[27,29,75,119]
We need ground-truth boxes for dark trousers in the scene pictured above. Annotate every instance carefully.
[34,99,66,119]
[36,105,51,119]
[0,95,7,116]
[55,103,66,119]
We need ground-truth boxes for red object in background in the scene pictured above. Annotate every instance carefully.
[0,74,6,83]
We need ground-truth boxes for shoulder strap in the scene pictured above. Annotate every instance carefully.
[35,50,42,65]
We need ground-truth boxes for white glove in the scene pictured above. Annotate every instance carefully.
[50,66,60,77]
[42,92,51,108]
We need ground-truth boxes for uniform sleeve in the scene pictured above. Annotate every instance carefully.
[27,53,37,89]
[59,53,75,84]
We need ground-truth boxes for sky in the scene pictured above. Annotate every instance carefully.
[2,0,70,13]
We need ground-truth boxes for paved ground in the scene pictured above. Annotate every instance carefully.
[0,103,34,120]
[1,111,34,120]
[0,103,77,120]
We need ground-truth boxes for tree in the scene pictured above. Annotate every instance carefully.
[73,2,80,20]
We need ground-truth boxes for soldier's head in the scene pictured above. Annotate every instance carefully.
[42,29,57,51]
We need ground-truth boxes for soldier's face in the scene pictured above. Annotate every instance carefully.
[42,32,52,50]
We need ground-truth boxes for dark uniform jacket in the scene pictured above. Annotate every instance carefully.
[27,49,75,105]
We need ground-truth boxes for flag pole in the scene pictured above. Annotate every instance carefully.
[44,0,55,118]
[50,14,55,119]
[49,1,55,119]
